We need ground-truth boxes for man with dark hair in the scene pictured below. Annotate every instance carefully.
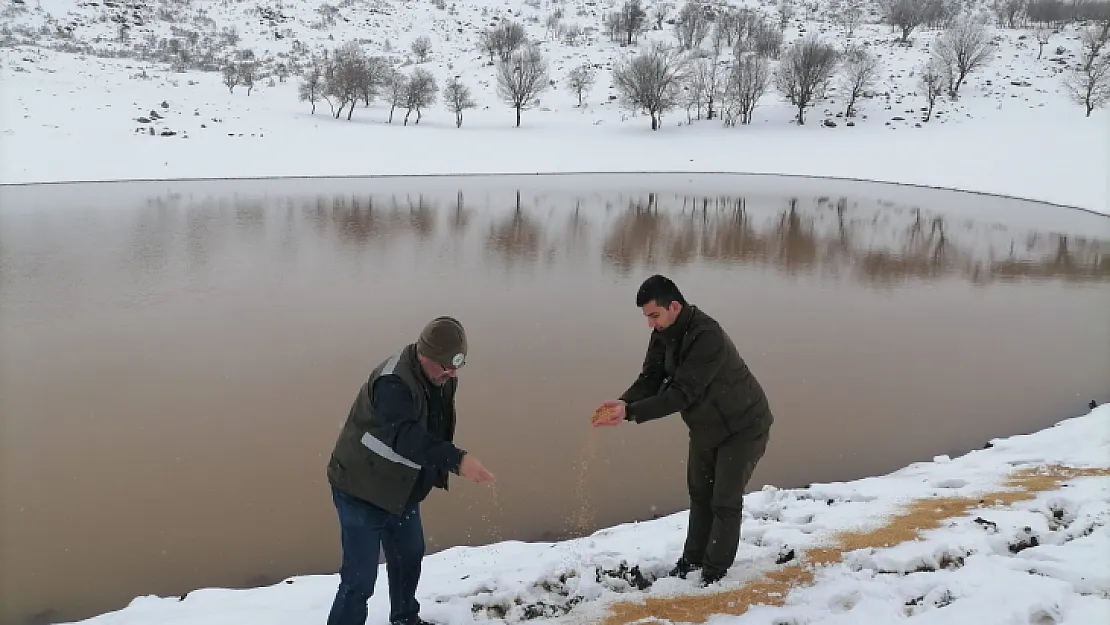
[593,275,773,587]
[325,316,496,625]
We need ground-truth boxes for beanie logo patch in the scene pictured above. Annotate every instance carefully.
[452,353,465,367]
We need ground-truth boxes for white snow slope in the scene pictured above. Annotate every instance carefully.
[1,0,1108,213]
[60,404,1110,625]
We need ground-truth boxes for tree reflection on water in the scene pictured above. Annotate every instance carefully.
[118,187,1109,288]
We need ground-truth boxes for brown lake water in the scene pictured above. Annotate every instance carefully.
[1,173,1108,625]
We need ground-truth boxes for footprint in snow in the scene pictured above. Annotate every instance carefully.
[930,478,969,489]
[829,589,861,612]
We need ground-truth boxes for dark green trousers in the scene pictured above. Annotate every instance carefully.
[682,431,770,574]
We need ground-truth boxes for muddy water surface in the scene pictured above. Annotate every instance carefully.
[2,174,1108,625]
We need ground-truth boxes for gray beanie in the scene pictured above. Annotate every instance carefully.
[417,316,467,368]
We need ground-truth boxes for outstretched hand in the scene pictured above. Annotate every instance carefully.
[459,454,496,483]
[591,400,626,427]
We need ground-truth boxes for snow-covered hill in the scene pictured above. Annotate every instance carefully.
[1,0,1108,211]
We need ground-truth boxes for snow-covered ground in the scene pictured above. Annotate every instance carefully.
[1,0,1108,213]
[60,404,1110,625]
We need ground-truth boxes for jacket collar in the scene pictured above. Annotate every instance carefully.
[401,344,430,388]
[406,342,455,396]
[660,303,695,340]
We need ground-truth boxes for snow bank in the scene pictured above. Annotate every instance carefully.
[64,404,1110,625]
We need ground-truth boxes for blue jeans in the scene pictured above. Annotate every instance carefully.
[327,485,425,625]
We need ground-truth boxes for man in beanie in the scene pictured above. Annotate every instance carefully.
[325,316,495,625]
[592,275,773,588]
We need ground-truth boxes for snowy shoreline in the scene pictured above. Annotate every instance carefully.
[0,168,1104,215]
[62,404,1110,625]
[1,97,1106,213]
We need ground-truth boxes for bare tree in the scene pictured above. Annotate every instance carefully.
[723,54,770,125]
[1078,22,1110,72]
[238,62,257,95]
[683,61,708,122]
[545,11,562,40]
[298,61,324,113]
[1064,49,1110,116]
[711,11,732,54]
[402,67,437,125]
[840,44,879,117]
[612,42,691,130]
[386,70,408,123]
[919,58,945,121]
[752,20,784,58]
[1032,24,1051,59]
[991,0,1026,28]
[716,8,748,48]
[674,0,711,50]
[566,64,596,105]
[222,61,238,93]
[443,77,476,127]
[480,20,527,63]
[411,35,432,62]
[496,45,550,127]
[651,1,672,29]
[774,34,840,125]
[605,11,625,42]
[1026,0,1066,27]
[359,56,393,107]
[563,23,584,46]
[922,0,961,29]
[834,0,864,38]
[616,0,647,45]
[324,43,368,120]
[882,0,929,42]
[933,16,993,96]
[779,0,795,29]
[690,56,724,120]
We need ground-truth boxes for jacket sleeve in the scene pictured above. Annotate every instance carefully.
[625,327,725,423]
[372,375,465,474]
[618,333,667,407]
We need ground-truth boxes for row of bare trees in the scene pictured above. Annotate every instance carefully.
[994,0,1110,28]
[291,0,1107,128]
[297,42,447,125]
[883,0,1108,43]
[617,5,1107,126]
[296,39,550,128]
[604,0,974,128]
[221,59,258,95]
[880,0,966,42]
[608,34,845,130]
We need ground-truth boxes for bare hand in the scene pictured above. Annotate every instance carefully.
[459,454,496,483]
[591,400,626,427]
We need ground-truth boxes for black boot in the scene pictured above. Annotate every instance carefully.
[699,567,726,587]
[669,557,701,579]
